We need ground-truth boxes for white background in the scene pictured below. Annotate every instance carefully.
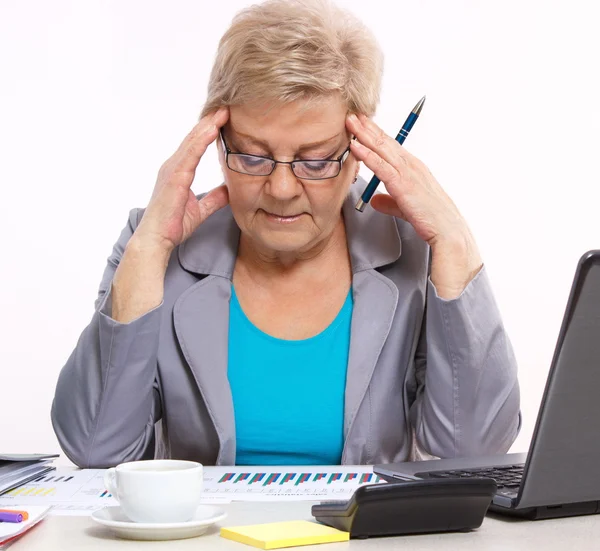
[1,0,599,463]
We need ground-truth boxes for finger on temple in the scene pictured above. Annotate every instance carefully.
[350,115,407,171]
[350,141,400,192]
[173,107,230,175]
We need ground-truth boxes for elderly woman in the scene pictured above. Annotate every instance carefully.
[52,0,520,468]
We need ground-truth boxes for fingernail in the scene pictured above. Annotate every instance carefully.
[351,140,365,150]
[348,113,359,124]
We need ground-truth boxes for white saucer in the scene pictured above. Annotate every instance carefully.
[91,505,227,541]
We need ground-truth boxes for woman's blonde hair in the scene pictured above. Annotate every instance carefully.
[199,0,383,119]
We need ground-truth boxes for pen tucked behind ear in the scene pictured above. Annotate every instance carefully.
[355,96,426,212]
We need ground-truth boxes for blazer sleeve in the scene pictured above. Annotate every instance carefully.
[408,264,522,458]
[51,208,164,468]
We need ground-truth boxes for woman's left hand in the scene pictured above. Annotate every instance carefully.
[346,113,483,299]
[347,113,467,247]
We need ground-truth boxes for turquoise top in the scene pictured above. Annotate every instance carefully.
[228,285,353,465]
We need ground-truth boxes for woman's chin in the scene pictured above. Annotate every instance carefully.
[252,228,316,254]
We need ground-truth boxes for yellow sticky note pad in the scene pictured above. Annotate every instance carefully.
[220,520,350,549]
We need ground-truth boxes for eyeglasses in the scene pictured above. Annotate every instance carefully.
[219,130,353,180]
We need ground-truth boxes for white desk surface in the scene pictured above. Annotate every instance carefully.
[11,500,600,551]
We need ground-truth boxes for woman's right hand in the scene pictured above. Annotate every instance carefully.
[133,106,230,253]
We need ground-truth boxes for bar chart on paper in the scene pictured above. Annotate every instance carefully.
[0,466,387,514]
[204,466,385,501]
[5,472,112,499]
[0,470,117,515]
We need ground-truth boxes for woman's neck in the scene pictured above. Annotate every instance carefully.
[234,216,351,291]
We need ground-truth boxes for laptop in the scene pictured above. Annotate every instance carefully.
[375,250,600,520]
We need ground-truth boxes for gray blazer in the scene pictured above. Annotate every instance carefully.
[51,180,521,468]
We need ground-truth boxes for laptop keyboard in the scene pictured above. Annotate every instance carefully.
[415,464,524,492]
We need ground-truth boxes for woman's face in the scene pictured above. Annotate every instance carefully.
[218,96,358,255]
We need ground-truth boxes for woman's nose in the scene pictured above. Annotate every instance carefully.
[265,163,302,200]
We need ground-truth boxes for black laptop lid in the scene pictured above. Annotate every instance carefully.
[518,250,600,509]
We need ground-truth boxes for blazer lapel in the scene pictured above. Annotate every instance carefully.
[173,275,235,465]
[343,271,399,440]
[175,201,240,465]
[341,184,402,455]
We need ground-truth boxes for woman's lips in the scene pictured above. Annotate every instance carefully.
[262,210,304,224]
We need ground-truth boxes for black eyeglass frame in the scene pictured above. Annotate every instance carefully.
[219,129,355,180]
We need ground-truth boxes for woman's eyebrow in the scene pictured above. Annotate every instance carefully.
[230,127,343,152]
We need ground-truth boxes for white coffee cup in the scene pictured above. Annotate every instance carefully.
[103,459,203,523]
